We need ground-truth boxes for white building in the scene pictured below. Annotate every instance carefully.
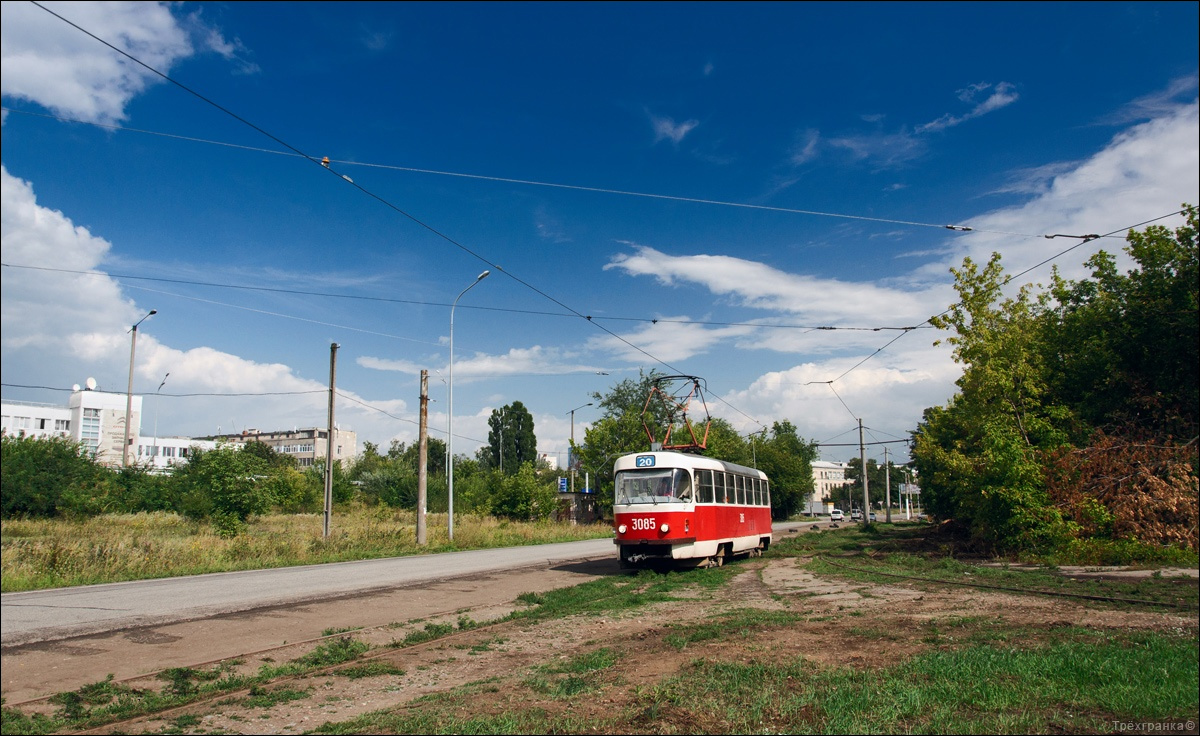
[808,460,852,515]
[2,384,214,470]
[202,427,357,468]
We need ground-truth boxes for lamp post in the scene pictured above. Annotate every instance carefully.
[123,309,156,467]
[447,270,489,542]
[567,402,592,494]
[152,373,169,467]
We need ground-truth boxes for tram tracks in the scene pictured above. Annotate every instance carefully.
[815,555,1198,610]
[7,600,521,735]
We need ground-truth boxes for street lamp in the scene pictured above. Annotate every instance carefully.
[447,270,489,542]
[123,309,156,467]
[567,402,592,493]
[152,373,169,467]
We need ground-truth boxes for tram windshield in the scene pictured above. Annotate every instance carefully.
[614,468,693,505]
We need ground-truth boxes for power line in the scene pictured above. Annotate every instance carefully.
[0,263,932,334]
[815,208,1191,386]
[20,3,1184,438]
[2,106,1120,243]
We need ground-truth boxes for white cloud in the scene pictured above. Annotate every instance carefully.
[941,100,1200,283]
[605,246,934,325]
[790,128,820,165]
[360,345,604,382]
[607,99,1199,456]
[0,164,416,447]
[0,1,251,124]
[825,128,926,168]
[807,82,1019,169]
[650,113,699,145]
[585,317,754,364]
[1098,74,1199,125]
[917,81,1019,134]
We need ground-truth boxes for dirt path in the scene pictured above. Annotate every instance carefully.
[1,557,615,706]
[6,546,1195,735]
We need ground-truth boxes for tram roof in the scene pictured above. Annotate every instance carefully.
[614,450,766,478]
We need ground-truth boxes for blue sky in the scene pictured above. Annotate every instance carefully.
[2,1,1197,469]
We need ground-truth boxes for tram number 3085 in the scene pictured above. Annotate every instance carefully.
[630,517,656,531]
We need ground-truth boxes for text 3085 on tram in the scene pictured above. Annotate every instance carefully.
[612,451,771,569]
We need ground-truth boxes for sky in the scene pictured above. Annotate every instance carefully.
[2,1,1198,471]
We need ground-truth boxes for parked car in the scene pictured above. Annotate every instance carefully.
[851,508,863,521]
[869,512,878,522]
[830,509,844,522]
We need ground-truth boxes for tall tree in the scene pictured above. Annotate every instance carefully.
[484,401,537,474]
[912,252,1075,552]
[755,421,818,520]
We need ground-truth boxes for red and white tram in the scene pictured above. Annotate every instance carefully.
[612,451,772,569]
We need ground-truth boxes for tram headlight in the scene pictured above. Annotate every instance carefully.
[617,524,627,534]
[660,523,669,533]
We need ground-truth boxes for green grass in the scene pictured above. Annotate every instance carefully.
[314,627,1198,735]
[0,636,371,735]
[639,627,1199,734]
[663,608,802,650]
[524,648,619,698]
[241,684,312,709]
[772,523,1199,612]
[6,522,1196,736]
[336,662,406,680]
[0,509,613,592]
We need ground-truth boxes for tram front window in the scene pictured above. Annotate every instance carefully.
[615,468,692,505]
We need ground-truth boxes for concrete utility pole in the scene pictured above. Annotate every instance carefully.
[567,402,592,494]
[858,418,869,526]
[417,370,429,546]
[884,446,892,523]
[323,343,339,539]
[123,309,156,467]
[448,270,489,543]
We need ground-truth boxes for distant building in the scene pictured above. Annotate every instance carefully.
[201,427,357,468]
[808,460,852,514]
[2,386,216,470]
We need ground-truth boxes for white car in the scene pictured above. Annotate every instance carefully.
[830,509,844,522]
[851,508,863,521]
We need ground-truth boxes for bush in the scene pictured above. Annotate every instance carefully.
[1,435,116,518]
[173,445,273,523]
[490,464,558,521]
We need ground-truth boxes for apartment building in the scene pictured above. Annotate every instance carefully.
[202,427,357,468]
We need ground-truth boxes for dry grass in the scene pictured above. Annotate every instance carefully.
[0,506,612,592]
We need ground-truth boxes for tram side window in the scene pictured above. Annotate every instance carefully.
[698,470,714,503]
[675,469,693,502]
[750,477,759,505]
[733,474,742,505]
[754,478,763,505]
[764,480,771,508]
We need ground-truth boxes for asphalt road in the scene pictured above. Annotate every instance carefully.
[1,521,815,648]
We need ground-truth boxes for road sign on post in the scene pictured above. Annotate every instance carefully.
[559,477,568,492]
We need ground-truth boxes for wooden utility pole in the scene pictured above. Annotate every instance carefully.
[858,418,869,526]
[884,446,892,523]
[417,370,429,545]
[324,343,339,538]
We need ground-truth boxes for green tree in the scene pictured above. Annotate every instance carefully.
[754,421,818,520]
[1,434,115,518]
[173,444,274,534]
[1044,205,1198,438]
[483,401,538,474]
[489,463,559,521]
[844,456,904,511]
[913,252,1075,552]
